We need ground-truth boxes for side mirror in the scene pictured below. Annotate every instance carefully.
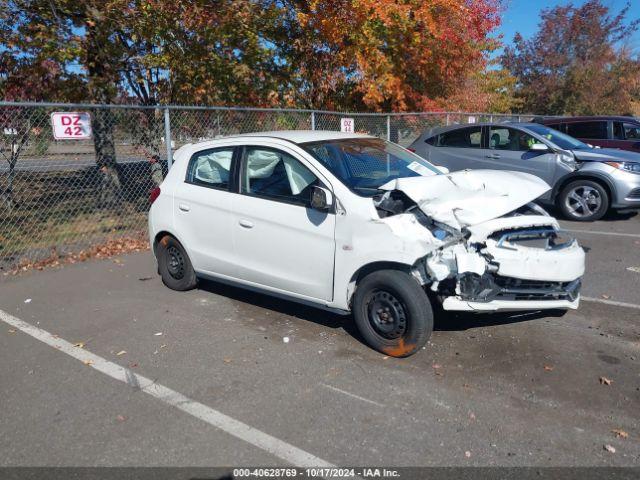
[529,143,549,152]
[310,185,334,211]
[436,165,450,174]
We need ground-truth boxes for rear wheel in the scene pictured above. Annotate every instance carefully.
[157,235,197,291]
[558,179,609,221]
[353,270,433,357]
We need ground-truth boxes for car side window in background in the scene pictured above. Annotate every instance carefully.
[623,123,640,140]
[613,122,624,140]
[437,127,482,148]
[241,147,318,206]
[566,121,607,139]
[186,147,234,189]
[546,123,562,131]
[489,127,537,152]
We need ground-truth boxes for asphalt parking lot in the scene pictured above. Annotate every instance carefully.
[0,212,639,468]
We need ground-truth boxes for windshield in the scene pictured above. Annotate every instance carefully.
[301,137,440,195]
[525,124,591,150]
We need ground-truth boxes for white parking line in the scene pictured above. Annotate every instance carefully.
[0,309,333,468]
[565,229,640,239]
[582,296,640,310]
[321,383,385,408]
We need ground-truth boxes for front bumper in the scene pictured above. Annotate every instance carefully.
[610,168,640,208]
[442,296,580,311]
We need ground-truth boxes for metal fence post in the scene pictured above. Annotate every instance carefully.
[386,115,391,141]
[311,111,316,130]
[446,113,450,126]
[164,107,173,169]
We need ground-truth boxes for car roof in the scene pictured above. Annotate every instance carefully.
[423,122,543,138]
[187,130,372,148]
[538,115,639,123]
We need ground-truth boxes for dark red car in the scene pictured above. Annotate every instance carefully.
[536,116,640,152]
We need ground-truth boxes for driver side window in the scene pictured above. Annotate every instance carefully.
[489,127,536,152]
[241,147,318,206]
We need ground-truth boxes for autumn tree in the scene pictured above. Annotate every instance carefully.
[502,0,640,115]
[278,0,502,111]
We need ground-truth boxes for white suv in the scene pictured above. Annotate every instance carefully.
[149,131,585,357]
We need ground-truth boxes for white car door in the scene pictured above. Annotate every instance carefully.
[231,145,336,301]
[172,146,237,277]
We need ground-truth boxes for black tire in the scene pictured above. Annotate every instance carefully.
[558,179,609,221]
[156,235,197,291]
[353,270,433,357]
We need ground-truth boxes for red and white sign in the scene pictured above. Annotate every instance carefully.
[340,118,355,133]
[51,112,92,140]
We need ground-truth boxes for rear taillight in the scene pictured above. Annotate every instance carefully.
[149,186,161,205]
[407,148,416,153]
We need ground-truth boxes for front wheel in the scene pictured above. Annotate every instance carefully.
[353,270,433,357]
[558,180,609,221]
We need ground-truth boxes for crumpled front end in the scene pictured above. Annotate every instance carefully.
[417,211,585,312]
[375,169,586,312]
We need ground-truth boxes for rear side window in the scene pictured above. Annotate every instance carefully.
[425,136,437,145]
[437,127,482,148]
[186,147,234,190]
[566,121,607,139]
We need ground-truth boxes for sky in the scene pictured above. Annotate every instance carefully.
[496,0,640,53]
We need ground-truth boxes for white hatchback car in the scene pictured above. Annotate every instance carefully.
[149,131,585,357]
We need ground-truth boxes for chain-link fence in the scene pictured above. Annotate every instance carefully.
[0,101,534,271]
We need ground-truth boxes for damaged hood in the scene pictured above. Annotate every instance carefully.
[380,169,550,230]
[572,147,640,164]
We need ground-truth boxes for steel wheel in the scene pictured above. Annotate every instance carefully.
[366,290,407,340]
[166,245,186,280]
[564,185,602,218]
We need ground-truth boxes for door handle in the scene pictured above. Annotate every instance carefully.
[178,203,190,212]
[239,219,254,229]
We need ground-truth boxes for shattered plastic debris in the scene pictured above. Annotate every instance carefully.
[599,377,613,386]
[603,444,616,453]
[116,350,127,356]
[612,429,629,439]
[626,266,640,274]
[83,360,93,366]
[544,365,554,371]
[465,451,471,458]
[283,336,290,343]
[74,342,85,348]
[154,332,163,336]
[24,298,31,303]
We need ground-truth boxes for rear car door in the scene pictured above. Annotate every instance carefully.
[172,146,237,277]
[483,126,555,184]
[427,126,485,171]
[231,145,336,301]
